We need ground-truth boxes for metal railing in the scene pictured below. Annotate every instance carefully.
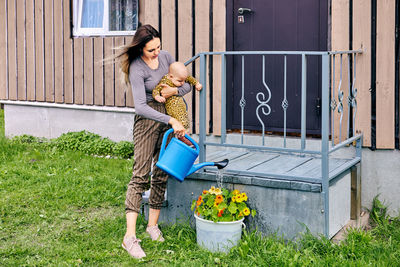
[185,50,363,237]
[185,50,362,160]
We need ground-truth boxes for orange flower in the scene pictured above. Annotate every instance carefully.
[203,190,208,194]
[196,196,203,207]
[217,208,225,217]
[215,195,224,205]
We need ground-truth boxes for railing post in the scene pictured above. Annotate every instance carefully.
[301,54,307,151]
[199,53,207,163]
[321,53,330,238]
[221,54,227,144]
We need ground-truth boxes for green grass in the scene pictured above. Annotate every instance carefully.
[1,107,400,266]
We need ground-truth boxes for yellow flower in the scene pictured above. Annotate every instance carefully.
[209,186,216,194]
[243,208,250,216]
[214,188,222,195]
[236,194,243,203]
[209,186,222,195]
[241,192,248,201]
[232,189,240,196]
[232,196,236,202]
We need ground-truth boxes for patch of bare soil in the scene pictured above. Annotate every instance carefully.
[331,210,372,244]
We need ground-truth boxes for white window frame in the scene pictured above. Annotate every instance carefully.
[73,0,138,37]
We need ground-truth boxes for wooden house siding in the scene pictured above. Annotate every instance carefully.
[0,0,398,150]
[376,0,396,148]
[0,0,136,108]
[353,0,371,147]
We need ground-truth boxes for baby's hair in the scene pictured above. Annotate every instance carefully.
[169,62,188,79]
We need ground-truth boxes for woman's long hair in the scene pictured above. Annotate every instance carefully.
[116,24,161,84]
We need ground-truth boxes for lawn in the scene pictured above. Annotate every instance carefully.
[1,108,400,266]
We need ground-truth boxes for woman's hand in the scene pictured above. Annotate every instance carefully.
[168,117,185,138]
[160,84,178,99]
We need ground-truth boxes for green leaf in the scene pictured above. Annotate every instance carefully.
[228,202,238,214]
[206,195,215,207]
[237,202,247,211]
[251,209,257,217]
[218,202,228,210]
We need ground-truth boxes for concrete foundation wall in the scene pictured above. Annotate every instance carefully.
[329,172,351,237]
[2,102,135,142]
[161,177,326,239]
[361,149,400,216]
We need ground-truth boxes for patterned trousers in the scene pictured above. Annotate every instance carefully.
[125,101,170,213]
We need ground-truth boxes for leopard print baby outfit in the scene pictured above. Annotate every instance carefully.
[152,75,198,129]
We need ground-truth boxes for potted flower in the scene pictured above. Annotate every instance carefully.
[191,186,256,252]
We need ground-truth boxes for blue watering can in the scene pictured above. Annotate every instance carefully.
[156,128,229,182]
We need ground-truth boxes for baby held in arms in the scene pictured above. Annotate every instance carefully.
[152,62,202,145]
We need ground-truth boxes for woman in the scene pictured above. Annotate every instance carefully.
[117,24,189,259]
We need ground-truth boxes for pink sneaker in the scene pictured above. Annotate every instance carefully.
[146,224,165,242]
[122,236,146,259]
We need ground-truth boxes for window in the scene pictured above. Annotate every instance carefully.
[73,0,138,37]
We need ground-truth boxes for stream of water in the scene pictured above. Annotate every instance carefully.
[216,169,226,188]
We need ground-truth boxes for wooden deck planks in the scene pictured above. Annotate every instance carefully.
[199,149,354,181]
[226,153,279,172]
[248,154,313,174]
[286,157,349,178]
[203,150,247,162]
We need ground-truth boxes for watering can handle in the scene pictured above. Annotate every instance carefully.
[183,133,200,152]
[159,128,174,160]
[159,128,200,159]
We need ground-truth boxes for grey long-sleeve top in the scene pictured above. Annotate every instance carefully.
[129,50,191,124]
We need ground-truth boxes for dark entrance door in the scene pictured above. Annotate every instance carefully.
[226,0,328,134]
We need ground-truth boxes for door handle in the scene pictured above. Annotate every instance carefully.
[238,8,253,15]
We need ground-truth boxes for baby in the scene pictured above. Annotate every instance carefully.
[152,62,202,144]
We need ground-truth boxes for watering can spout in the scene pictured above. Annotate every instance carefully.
[214,159,229,169]
[187,159,229,176]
